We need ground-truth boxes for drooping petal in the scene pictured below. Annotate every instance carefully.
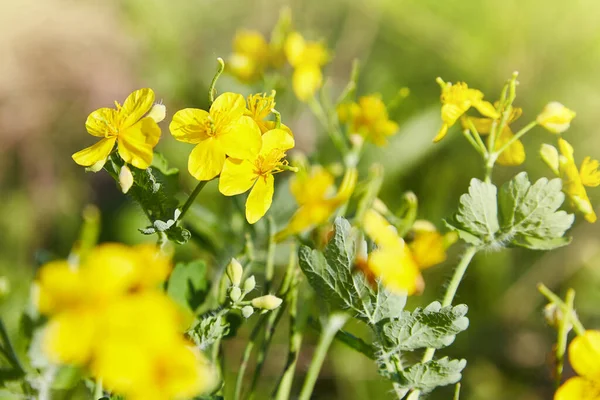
[118,118,161,170]
[433,124,449,143]
[260,128,295,157]
[473,100,500,120]
[188,138,226,181]
[292,65,322,101]
[363,209,401,249]
[85,108,119,137]
[495,128,525,166]
[72,137,116,167]
[580,157,600,187]
[219,116,262,160]
[170,108,210,144]
[219,158,258,196]
[409,231,447,269]
[245,174,274,224]
[569,330,600,380]
[367,247,424,295]
[121,88,155,129]
[210,92,246,130]
[554,377,600,400]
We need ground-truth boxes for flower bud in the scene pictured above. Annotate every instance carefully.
[243,276,256,293]
[242,305,254,319]
[540,144,560,176]
[226,258,243,287]
[251,294,283,310]
[229,286,242,303]
[537,102,576,134]
[148,103,166,123]
[119,164,134,194]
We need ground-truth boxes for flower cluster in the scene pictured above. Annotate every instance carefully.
[34,244,215,400]
[284,32,329,101]
[338,94,399,146]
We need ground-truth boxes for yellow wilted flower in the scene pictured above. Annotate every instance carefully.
[358,210,424,295]
[434,79,499,143]
[338,95,398,146]
[92,292,216,400]
[408,220,457,269]
[72,88,164,171]
[229,30,270,83]
[285,32,328,101]
[542,139,599,223]
[555,330,600,400]
[170,92,262,181]
[537,102,576,134]
[462,106,525,166]
[275,166,357,241]
[219,128,295,224]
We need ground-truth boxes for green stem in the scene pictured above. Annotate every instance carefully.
[454,383,462,400]
[298,313,349,400]
[494,120,538,156]
[93,378,103,399]
[179,180,208,221]
[555,289,575,388]
[209,58,226,104]
[265,217,276,293]
[465,119,488,156]
[461,129,486,158]
[307,97,349,156]
[538,284,585,336]
[307,318,376,360]
[0,319,24,376]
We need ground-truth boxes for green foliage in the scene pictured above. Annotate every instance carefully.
[382,302,469,351]
[446,173,574,250]
[167,260,209,311]
[188,313,230,350]
[385,357,467,393]
[298,218,406,325]
[104,153,190,244]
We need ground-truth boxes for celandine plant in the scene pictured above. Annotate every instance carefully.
[0,10,598,400]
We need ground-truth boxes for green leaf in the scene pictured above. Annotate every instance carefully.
[446,178,499,246]
[167,260,209,311]
[298,218,406,324]
[385,357,466,393]
[382,302,469,351]
[498,172,574,250]
[188,314,230,350]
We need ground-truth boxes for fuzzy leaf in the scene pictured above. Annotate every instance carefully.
[498,172,574,249]
[188,314,229,350]
[386,357,467,393]
[298,218,406,324]
[382,302,469,351]
[167,260,209,311]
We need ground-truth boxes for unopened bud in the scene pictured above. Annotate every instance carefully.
[540,144,560,176]
[119,164,134,194]
[543,303,572,331]
[148,103,166,123]
[537,102,576,134]
[229,286,242,303]
[251,294,283,310]
[226,258,243,286]
[243,276,256,293]
[242,305,254,319]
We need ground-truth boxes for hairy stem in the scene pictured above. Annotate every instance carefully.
[178,180,208,221]
[555,289,575,388]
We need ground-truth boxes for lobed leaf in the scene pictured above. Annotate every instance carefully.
[167,260,209,312]
[385,357,467,393]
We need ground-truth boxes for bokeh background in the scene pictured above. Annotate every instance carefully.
[2,0,600,399]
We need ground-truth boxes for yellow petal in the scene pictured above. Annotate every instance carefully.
[260,128,295,157]
[555,377,600,400]
[118,118,161,169]
[284,32,306,67]
[495,128,525,166]
[43,310,97,365]
[540,144,560,176]
[569,330,600,380]
[433,124,449,143]
[147,104,166,123]
[262,121,294,137]
[86,108,119,137]
[292,65,322,102]
[219,158,258,196]
[409,231,447,269]
[170,108,210,144]
[473,100,500,120]
[440,103,467,127]
[210,92,246,129]
[246,174,274,224]
[188,138,225,181]
[290,167,334,205]
[72,137,116,167]
[537,102,576,134]
[121,88,155,129]
[558,138,575,163]
[218,115,262,160]
[363,209,400,248]
[580,157,600,187]
[462,116,493,135]
[367,247,423,295]
[35,260,83,315]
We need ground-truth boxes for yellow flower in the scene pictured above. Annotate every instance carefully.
[229,30,270,83]
[219,128,295,224]
[245,91,291,135]
[408,220,457,269]
[170,92,262,181]
[434,79,499,143]
[275,166,357,240]
[338,95,398,146]
[92,292,216,400]
[284,32,328,101]
[542,139,599,222]
[462,107,525,166]
[359,210,424,295]
[72,88,164,170]
[555,330,600,400]
[537,102,576,134]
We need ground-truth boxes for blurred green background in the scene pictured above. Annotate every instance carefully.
[2,0,600,399]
